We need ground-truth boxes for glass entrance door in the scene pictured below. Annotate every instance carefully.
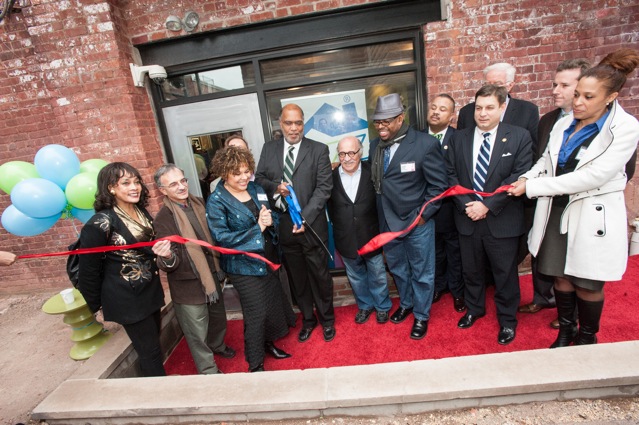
[162,93,266,198]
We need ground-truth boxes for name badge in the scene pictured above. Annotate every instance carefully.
[400,162,416,173]
[257,193,268,201]
[576,147,587,160]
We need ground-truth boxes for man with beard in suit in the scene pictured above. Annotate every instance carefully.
[255,103,335,343]
[327,136,392,325]
[446,85,532,345]
[425,94,465,313]
[369,93,448,340]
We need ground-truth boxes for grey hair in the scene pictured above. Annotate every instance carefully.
[154,163,184,187]
[337,136,364,157]
[484,62,516,83]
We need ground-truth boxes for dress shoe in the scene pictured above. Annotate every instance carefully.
[376,310,389,324]
[264,341,291,359]
[453,297,466,313]
[323,326,336,342]
[432,289,449,303]
[390,307,413,324]
[214,346,236,359]
[497,326,516,345]
[354,308,374,324]
[250,363,264,372]
[298,325,316,343]
[457,313,484,329]
[549,318,560,329]
[518,303,544,313]
[410,319,428,340]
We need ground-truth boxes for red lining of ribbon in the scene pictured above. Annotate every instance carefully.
[17,234,281,271]
[357,184,512,256]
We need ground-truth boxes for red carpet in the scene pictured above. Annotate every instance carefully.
[165,255,639,374]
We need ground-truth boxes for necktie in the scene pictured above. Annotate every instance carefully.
[383,147,390,173]
[473,132,491,199]
[433,133,443,141]
[275,145,295,211]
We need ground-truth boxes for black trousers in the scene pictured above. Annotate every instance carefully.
[458,220,520,329]
[122,310,166,377]
[279,213,335,329]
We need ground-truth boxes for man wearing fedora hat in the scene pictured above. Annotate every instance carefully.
[369,93,448,340]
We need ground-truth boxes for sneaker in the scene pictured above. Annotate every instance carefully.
[376,310,389,324]
[354,308,374,324]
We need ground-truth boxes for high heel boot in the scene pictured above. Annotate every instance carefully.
[550,289,577,348]
[574,297,604,345]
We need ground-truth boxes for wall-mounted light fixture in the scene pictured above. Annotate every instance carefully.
[165,11,199,33]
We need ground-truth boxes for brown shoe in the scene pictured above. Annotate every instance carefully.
[549,318,560,329]
[518,303,543,313]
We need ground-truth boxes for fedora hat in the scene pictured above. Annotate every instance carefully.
[372,93,405,120]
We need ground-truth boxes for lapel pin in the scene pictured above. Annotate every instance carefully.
[444,145,448,150]
[502,138,507,143]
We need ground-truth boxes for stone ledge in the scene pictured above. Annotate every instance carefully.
[33,341,639,424]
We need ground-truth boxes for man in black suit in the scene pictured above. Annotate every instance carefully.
[255,104,335,343]
[446,85,532,345]
[369,93,448,340]
[456,62,539,150]
[425,94,465,313]
[327,136,392,325]
[519,59,590,327]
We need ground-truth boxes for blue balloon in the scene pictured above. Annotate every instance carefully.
[34,144,81,190]
[71,207,95,224]
[1,205,61,237]
[10,178,67,218]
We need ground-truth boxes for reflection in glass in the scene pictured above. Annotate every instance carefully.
[161,64,255,100]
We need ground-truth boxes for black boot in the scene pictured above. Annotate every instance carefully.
[574,297,604,345]
[549,289,577,348]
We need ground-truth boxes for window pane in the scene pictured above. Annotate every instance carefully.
[161,64,255,100]
[260,40,414,85]
[264,71,416,161]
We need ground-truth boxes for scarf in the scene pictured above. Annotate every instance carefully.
[371,121,409,194]
[164,194,219,303]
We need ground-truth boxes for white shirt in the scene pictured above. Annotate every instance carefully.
[338,163,362,203]
[472,126,497,172]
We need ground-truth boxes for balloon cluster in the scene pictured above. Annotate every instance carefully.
[0,144,108,237]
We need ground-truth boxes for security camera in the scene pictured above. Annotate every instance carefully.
[130,63,168,87]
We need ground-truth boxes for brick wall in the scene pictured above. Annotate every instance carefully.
[1,0,638,294]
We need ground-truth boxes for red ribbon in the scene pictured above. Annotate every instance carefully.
[357,184,512,256]
[17,234,281,271]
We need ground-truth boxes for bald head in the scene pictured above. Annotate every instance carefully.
[337,136,362,175]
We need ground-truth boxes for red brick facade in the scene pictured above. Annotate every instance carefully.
[1,0,637,294]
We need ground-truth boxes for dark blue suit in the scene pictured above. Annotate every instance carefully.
[446,123,532,328]
[369,127,448,321]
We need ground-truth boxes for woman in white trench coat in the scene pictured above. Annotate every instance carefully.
[509,48,639,348]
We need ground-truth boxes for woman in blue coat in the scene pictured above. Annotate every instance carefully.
[207,147,296,372]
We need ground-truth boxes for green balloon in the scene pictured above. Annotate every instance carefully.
[0,161,39,194]
[79,158,109,174]
[65,172,98,210]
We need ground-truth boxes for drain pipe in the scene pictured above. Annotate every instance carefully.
[630,217,639,256]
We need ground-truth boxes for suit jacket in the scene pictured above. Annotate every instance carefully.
[255,136,333,238]
[206,181,279,277]
[523,101,639,281]
[446,123,532,238]
[426,126,457,233]
[369,127,448,232]
[154,198,219,305]
[536,108,562,163]
[78,208,165,324]
[327,161,381,259]
[457,96,539,149]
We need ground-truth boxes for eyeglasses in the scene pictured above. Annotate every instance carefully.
[373,115,401,127]
[162,178,188,190]
[337,149,360,159]
[282,120,304,127]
